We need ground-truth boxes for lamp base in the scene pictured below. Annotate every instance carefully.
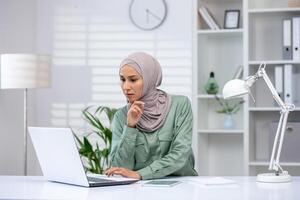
[257,172,291,183]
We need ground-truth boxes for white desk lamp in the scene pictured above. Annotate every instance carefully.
[1,54,51,175]
[223,63,294,183]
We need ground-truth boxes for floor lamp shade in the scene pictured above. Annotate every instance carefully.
[0,53,51,175]
[1,54,51,89]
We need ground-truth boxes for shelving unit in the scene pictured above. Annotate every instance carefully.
[247,0,300,178]
[194,0,245,176]
[194,0,300,176]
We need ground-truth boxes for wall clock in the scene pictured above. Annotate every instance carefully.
[129,0,168,30]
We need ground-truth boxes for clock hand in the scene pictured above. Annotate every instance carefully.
[146,9,149,24]
[147,9,162,21]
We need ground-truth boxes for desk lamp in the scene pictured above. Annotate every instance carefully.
[222,63,294,183]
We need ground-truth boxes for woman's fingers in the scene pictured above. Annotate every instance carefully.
[106,168,118,177]
[132,101,145,106]
[105,167,116,176]
[127,101,145,127]
[109,169,127,177]
[132,101,144,111]
[105,167,128,177]
[129,104,143,118]
[133,105,143,116]
[105,167,141,179]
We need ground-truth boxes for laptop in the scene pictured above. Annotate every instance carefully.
[28,127,139,187]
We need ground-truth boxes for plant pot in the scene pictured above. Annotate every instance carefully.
[223,114,235,129]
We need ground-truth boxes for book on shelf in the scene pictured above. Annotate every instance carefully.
[292,17,300,61]
[198,6,220,30]
[281,17,300,61]
[274,65,283,99]
[284,64,296,104]
[282,19,292,60]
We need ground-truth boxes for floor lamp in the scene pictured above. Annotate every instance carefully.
[0,54,51,175]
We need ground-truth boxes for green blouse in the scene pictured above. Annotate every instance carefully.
[109,95,198,180]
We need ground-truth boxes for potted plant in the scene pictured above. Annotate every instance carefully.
[214,95,244,129]
[73,106,117,174]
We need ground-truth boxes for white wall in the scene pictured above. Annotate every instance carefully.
[0,0,193,175]
[34,0,193,127]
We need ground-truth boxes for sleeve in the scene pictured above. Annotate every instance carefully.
[109,109,141,170]
[137,97,193,180]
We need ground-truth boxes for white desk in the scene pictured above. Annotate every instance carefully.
[0,176,299,200]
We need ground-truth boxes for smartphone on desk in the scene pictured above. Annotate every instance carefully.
[142,180,181,187]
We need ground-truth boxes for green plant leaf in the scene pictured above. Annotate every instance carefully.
[103,128,112,147]
[214,95,244,114]
[74,105,116,174]
[83,109,104,130]
[83,137,93,152]
[73,132,84,147]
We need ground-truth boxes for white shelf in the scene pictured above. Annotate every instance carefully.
[249,161,300,167]
[198,29,243,35]
[249,107,300,111]
[197,94,222,99]
[198,129,244,134]
[249,7,300,14]
[194,0,300,177]
[249,60,300,65]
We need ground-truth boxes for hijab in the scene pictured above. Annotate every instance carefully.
[119,52,171,132]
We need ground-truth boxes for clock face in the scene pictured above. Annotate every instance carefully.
[129,0,167,30]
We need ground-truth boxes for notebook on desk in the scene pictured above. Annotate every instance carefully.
[28,127,139,187]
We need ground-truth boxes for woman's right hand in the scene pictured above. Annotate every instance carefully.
[127,101,144,128]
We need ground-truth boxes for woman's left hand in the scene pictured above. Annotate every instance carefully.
[105,167,142,180]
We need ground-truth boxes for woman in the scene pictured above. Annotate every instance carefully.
[106,52,197,180]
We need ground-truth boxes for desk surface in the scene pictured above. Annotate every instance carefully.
[0,176,299,200]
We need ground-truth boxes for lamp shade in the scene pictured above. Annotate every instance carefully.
[1,54,51,89]
[223,79,249,99]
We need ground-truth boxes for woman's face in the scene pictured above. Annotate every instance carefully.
[120,65,143,103]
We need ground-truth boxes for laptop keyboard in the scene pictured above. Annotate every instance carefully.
[87,176,115,183]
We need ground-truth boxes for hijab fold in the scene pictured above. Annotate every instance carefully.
[120,52,171,133]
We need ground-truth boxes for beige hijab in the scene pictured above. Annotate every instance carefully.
[120,52,171,132]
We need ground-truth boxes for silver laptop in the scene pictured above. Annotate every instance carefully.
[28,127,139,187]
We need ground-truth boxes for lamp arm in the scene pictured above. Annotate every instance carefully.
[259,68,286,109]
[257,66,294,174]
[274,111,289,172]
[268,111,286,173]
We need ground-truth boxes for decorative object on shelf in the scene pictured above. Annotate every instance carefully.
[223,63,295,183]
[214,94,244,129]
[223,114,235,129]
[204,71,219,94]
[288,0,300,7]
[129,0,168,30]
[0,53,51,175]
[224,10,240,29]
[215,95,244,114]
[198,6,220,30]
[73,106,117,174]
